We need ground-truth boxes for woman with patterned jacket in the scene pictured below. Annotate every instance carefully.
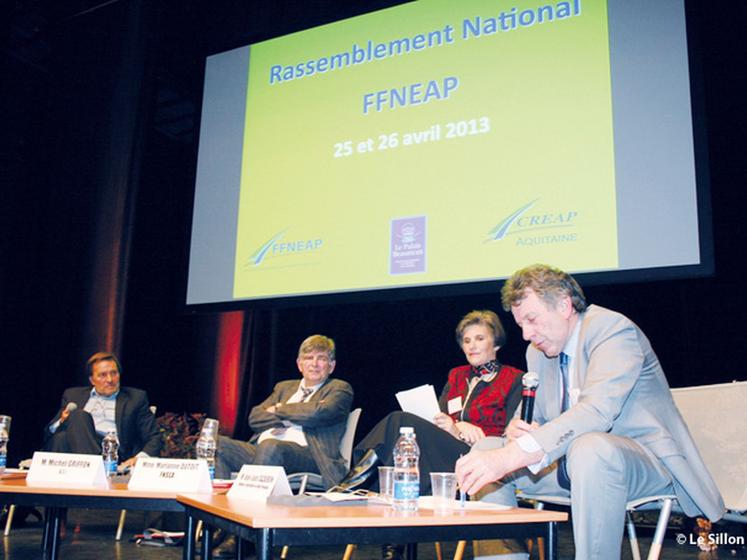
[333,310,523,494]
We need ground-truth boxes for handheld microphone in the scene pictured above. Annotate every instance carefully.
[520,372,540,423]
[60,402,78,423]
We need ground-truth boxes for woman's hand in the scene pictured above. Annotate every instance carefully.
[433,412,457,435]
[454,421,485,445]
[504,418,538,441]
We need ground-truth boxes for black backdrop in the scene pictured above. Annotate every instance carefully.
[1,0,746,466]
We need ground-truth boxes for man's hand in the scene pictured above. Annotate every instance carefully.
[60,406,73,424]
[455,441,542,495]
[504,418,539,441]
[266,403,281,414]
[454,421,485,445]
[455,447,512,495]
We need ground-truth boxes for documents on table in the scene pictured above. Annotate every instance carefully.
[418,495,510,510]
[0,468,27,480]
[306,492,510,509]
[307,490,372,503]
[395,384,440,423]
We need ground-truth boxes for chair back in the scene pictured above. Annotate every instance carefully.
[671,380,747,512]
[340,408,362,468]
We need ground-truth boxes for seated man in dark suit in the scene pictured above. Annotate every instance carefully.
[215,334,354,485]
[212,334,354,557]
[44,352,161,469]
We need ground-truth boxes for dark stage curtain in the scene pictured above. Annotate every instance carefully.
[211,309,284,441]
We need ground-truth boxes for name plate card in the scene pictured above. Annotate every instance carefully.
[128,458,212,493]
[227,465,292,501]
[26,452,107,488]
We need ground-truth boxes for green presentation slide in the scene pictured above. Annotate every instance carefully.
[233,0,617,299]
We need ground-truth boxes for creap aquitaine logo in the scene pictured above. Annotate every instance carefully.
[248,229,323,266]
[486,199,578,246]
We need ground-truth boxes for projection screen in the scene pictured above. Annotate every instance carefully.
[186,0,712,307]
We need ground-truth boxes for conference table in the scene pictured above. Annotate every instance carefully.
[2,475,568,560]
[0,475,192,560]
[177,493,568,560]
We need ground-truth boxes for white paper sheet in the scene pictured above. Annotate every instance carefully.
[395,384,440,423]
[307,490,371,502]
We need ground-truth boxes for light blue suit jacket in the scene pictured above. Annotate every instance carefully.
[527,305,724,520]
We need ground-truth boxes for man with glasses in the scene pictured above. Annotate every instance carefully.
[212,334,353,557]
[44,352,161,469]
[214,334,353,486]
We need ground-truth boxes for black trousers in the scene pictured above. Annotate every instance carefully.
[44,410,102,455]
[214,435,319,480]
[354,411,470,494]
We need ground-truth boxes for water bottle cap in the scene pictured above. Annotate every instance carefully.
[399,427,414,435]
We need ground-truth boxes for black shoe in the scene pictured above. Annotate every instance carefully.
[332,449,381,492]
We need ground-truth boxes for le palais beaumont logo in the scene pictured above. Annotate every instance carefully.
[246,229,323,267]
[487,199,578,246]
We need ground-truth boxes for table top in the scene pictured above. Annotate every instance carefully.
[0,475,187,501]
[177,493,567,529]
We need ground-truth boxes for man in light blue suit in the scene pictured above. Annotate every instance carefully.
[456,264,724,560]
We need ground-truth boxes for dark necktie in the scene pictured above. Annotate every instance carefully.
[559,352,570,412]
[557,352,572,490]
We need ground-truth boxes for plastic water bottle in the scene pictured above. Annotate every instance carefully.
[195,432,216,480]
[0,426,8,475]
[102,431,119,477]
[0,415,10,475]
[392,426,420,512]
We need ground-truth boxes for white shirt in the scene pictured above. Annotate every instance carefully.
[84,389,119,436]
[257,381,322,447]
[48,388,119,436]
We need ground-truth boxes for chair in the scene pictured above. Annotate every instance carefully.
[518,380,747,560]
[286,408,362,493]
[670,380,747,525]
[3,505,14,536]
[515,493,676,560]
[2,504,19,537]
[2,457,33,535]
